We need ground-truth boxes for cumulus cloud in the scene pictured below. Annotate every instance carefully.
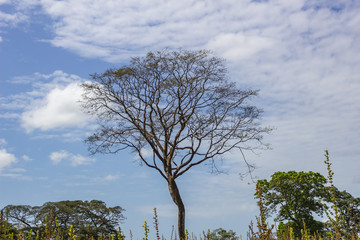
[49,150,95,166]
[0,148,17,172]
[49,150,69,165]
[2,70,91,133]
[21,82,88,132]
[0,139,22,175]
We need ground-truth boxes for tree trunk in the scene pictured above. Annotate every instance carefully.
[167,177,186,240]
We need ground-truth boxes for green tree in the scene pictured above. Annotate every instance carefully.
[325,188,360,238]
[82,49,270,239]
[1,205,34,230]
[2,200,125,239]
[209,228,239,240]
[35,200,80,233]
[79,200,125,237]
[256,171,329,236]
[0,210,18,238]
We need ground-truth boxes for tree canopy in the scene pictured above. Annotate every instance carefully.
[256,171,329,236]
[82,49,270,239]
[1,200,125,239]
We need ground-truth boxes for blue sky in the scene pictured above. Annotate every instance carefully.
[1,0,360,238]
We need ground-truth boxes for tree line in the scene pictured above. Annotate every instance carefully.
[2,170,359,239]
[1,200,125,239]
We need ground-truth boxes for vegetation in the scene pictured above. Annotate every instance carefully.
[208,228,239,240]
[252,150,359,239]
[329,188,360,238]
[322,150,360,239]
[81,49,270,239]
[255,171,329,236]
[2,150,359,240]
[1,200,125,239]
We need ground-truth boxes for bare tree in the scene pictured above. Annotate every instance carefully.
[82,49,270,239]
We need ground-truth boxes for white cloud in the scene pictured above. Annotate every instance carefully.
[206,33,275,61]
[0,8,27,27]
[70,154,95,166]
[103,174,120,181]
[1,70,91,133]
[49,150,95,166]
[0,140,29,179]
[0,148,17,172]
[21,82,89,132]
[36,0,289,62]
[49,150,69,165]
[134,148,153,161]
[0,0,11,4]
[0,0,36,42]
[24,0,356,69]
[22,155,33,161]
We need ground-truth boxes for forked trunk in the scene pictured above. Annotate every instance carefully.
[167,177,186,240]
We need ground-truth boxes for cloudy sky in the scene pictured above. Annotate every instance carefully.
[1,0,359,238]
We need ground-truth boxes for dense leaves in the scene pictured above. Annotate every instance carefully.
[1,200,125,239]
[328,188,360,238]
[256,171,329,236]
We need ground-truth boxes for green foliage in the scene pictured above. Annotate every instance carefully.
[208,228,239,240]
[256,171,329,236]
[333,188,360,237]
[1,210,18,238]
[1,200,125,239]
[253,150,360,239]
[117,227,126,240]
[323,150,360,239]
